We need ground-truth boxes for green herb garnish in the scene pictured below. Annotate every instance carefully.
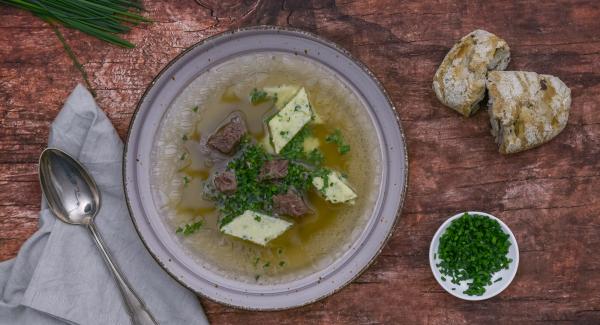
[192,106,199,113]
[285,162,314,191]
[250,88,269,105]
[280,126,324,165]
[176,220,203,236]
[436,213,512,296]
[215,142,318,228]
[339,144,350,155]
[307,149,324,165]
[325,129,351,155]
[312,167,332,194]
[263,261,271,268]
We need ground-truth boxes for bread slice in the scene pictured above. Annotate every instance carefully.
[433,30,510,117]
[487,71,571,154]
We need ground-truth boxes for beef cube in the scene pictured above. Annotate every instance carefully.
[213,171,237,194]
[259,159,289,181]
[273,190,309,217]
[207,116,247,154]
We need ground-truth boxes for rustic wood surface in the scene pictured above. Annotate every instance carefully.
[1,0,600,323]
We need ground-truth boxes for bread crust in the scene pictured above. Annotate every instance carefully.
[487,71,571,154]
[433,30,510,117]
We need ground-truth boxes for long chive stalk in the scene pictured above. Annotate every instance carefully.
[52,25,96,96]
[0,0,149,47]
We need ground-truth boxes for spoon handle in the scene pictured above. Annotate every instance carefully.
[88,222,159,325]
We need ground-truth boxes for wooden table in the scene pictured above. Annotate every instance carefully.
[2,1,600,323]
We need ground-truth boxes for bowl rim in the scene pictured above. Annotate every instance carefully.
[429,211,520,301]
[123,25,409,310]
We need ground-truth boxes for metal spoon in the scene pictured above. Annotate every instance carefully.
[39,148,158,325]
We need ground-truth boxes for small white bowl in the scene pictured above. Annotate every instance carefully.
[429,211,519,301]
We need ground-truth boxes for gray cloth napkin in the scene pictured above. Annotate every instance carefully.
[0,85,209,325]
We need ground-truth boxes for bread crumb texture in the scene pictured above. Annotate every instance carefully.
[433,29,510,117]
[487,71,571,154]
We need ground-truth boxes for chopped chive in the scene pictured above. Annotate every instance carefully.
[325,129,351,155]
[249,88,269,105]
[176,220,203,236]
[3,0,150,48]
[436,212,512,296]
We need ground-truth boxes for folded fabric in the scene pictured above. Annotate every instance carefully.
[0,84,209,325]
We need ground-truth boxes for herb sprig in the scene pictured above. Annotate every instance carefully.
[280,126,324,165]
[249,88,269,105]
[325,129,350,155]
[436,213,512,296]
[176,220,204,236]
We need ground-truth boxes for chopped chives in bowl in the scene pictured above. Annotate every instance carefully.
[436,212,513,296]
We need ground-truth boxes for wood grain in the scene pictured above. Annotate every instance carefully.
[2,0,600,323]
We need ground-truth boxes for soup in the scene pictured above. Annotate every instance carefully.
[151,53,381,284]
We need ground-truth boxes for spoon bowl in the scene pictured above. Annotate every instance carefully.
[39,148,99,225]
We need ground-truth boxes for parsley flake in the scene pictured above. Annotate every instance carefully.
[250,88,269,105]
[176,220,203,236]
[325,129,351,155]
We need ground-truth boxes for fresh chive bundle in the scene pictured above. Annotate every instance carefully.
[436,213,513,296]
[1,0,149,47]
